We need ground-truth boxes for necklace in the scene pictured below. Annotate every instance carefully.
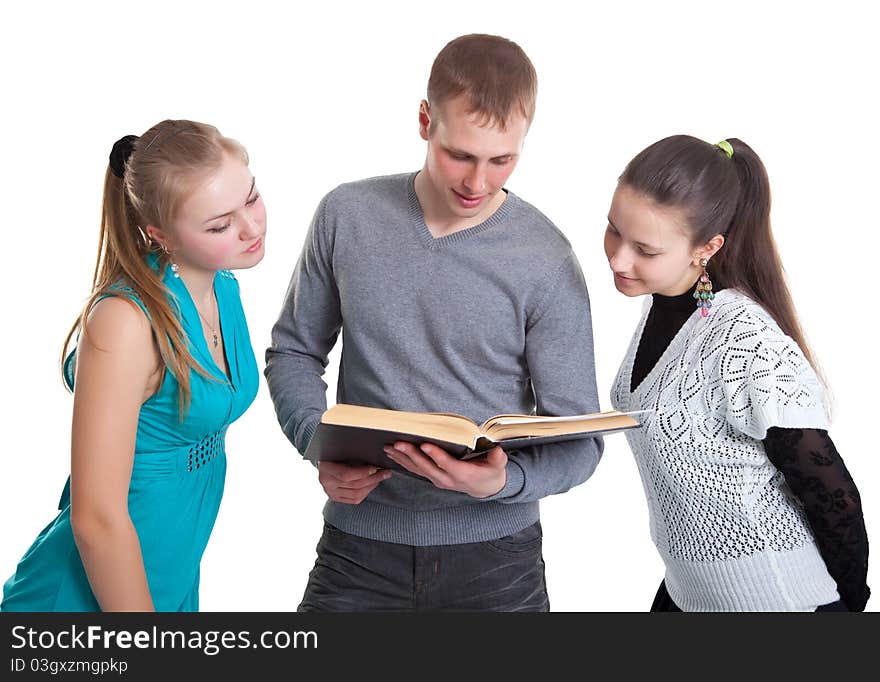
[195,296,220,348]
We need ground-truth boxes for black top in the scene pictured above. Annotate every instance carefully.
[631,282,870,611]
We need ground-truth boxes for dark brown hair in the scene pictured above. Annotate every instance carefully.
[427,34,537,131]
[620,135,820,374]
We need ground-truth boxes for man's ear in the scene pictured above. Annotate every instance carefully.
[419,100,432,141]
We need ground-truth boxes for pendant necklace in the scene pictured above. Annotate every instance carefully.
[195,296,219,348]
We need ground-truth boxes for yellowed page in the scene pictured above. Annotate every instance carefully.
[482,410,640,440]
[322,404,481,447]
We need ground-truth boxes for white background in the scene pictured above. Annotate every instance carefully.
[1,0,876,612]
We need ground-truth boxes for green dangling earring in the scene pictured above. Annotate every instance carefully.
[693,258,715,317]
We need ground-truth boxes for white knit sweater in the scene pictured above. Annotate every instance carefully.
[611,289,840,611]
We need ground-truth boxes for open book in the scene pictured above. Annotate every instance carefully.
[305,403,650,470]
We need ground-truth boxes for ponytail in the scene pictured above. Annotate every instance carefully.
[620,135,826,393]
[710,138,819,374]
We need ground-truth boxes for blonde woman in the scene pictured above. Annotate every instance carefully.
[2,120,266,611]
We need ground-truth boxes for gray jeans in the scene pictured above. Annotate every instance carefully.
[298,520,549,612]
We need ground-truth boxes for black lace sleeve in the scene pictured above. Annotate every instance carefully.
[764,427,870,611]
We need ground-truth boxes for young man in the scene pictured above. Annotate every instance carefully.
[265,34,603,611]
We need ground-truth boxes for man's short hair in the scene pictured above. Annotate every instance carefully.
[427,34,537,131]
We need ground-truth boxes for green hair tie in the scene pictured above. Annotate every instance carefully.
[715,140,734,159]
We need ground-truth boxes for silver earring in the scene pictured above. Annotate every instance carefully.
[161,244,180,278]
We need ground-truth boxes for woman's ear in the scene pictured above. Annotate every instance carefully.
[145,225,171,252]
[694,234,725,265]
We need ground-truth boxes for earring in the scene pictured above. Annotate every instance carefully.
[161,244,180,278]
[693,258,714,317]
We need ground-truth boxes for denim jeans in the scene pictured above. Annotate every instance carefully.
[298,520,549,612]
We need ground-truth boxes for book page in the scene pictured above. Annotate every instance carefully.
[481,410,642,441]
[321,404,481,447]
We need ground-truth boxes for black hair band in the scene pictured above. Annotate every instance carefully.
[109,135,139,179]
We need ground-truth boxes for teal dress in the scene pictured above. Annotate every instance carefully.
[1,257,259,611]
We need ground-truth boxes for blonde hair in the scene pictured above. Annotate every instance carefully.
[62,119,249,417]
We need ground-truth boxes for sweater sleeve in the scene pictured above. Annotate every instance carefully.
[764,427,871,611]
[264,195,341,459]
[720,313,829,440]
[485,251,604,503]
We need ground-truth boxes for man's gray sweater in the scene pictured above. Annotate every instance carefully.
[265,172,603,545]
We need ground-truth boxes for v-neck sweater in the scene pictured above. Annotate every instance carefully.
[265,171,603,546]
